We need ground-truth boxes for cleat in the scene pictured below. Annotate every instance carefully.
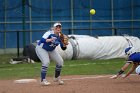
[54,77,64,85]
[40,79,51,86]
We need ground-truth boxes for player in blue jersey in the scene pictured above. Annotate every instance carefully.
[35,22,68,86]
[110,47,140,79]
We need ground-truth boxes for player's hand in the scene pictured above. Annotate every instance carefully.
[46,37,57,43]
[110,75,118,79]
[49,37,57,43]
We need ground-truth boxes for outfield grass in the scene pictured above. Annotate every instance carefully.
[0,54,17,64]
[0,58,126,80]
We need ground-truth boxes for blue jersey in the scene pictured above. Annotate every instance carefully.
[38,30,64,51]
[127,52,140,63]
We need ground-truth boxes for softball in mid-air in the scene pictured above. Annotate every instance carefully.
[90,9,96,15]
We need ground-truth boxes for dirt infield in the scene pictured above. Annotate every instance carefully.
[0,74,140,93]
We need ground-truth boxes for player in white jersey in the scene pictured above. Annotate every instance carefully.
[35,22,68,86]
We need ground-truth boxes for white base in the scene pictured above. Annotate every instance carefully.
[14,79,37,84]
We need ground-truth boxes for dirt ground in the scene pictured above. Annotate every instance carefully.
[0,74,140,93]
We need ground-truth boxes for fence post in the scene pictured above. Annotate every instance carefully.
[17,31,19,57]
[68,29,71,34]
[114,28,117,35]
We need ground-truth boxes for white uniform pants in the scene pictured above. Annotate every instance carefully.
[35,44,64,67]
[136,65,140,75]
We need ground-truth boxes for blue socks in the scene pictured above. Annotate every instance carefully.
[41,66,48,81]
[41,65,62,81]
[55,65,62,78]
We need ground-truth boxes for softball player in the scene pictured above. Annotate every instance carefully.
[35,22,68,86]
[110,47,140,79]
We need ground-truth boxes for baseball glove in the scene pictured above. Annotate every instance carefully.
[60,32,69,45]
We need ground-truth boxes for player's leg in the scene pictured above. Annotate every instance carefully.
[36,45,50,85]
[135,65,140,75]
[49,50,64,84]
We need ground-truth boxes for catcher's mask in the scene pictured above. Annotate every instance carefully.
[125,47,136,56]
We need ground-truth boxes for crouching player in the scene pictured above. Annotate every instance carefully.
[35,22,68,86]
[110,47,140,79]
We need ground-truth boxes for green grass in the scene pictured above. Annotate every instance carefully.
[0,57,126,80]
[0,54,17,64]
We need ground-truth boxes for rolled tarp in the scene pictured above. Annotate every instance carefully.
[56,35,140,60]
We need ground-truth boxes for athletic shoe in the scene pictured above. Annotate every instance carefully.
[40,79,51,86]
[53,77,64,85]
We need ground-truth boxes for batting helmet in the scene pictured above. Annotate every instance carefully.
[125,47,136,56]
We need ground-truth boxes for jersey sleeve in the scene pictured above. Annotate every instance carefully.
[42,31,52,39]
[126,56,133,63]
[38,31,51,43]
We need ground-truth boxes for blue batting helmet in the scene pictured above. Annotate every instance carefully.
[125,47,135,56]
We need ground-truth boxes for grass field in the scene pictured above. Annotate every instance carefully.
[0,54,126,80]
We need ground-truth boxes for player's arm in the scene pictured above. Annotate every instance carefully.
[122,63,138,78]
[41,31,56,43]
[39,37,54,43]
[110,62,131,79]
[46,38,56,42]
[121,62,131,71]
[117,62,131,76]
